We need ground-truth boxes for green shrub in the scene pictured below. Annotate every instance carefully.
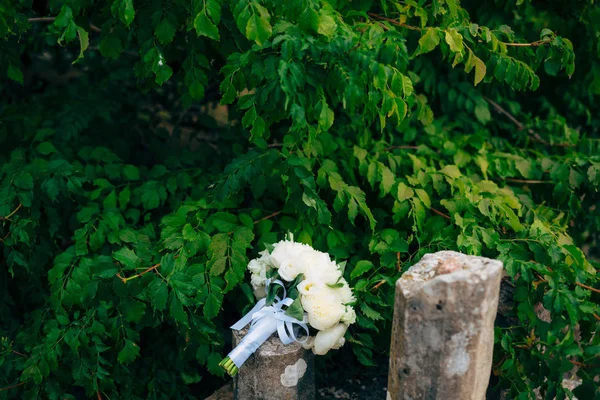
[1,0,599,399]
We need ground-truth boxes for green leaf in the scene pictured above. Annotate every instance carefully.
[118,340,140,364]
[7,64,23,84]
[170,295,188,323]
[123,165,140,180]
[284,297,305,321]
[317,11,336,37]
[54,5,73,28]
[415,189,431,208]
[155,17,177,45]
[204,293,221,318]
[73,27,89,64]
[113,247,141,269]
[246,13,272,45]
[416,28,440,55]
[37,142,57,155]
[351,260,374,280]
[397,182,414,202]
[380,165,395,195]
[445,29,464,53]
[474,56,487,86]
[99,35,123,59]
[120,0,135,26]
[14,172,34,189]
[299,7,319,34]
[149,279,168,311]
[360,303,383,320]
[194,11,219,41]
[318,100,334,131]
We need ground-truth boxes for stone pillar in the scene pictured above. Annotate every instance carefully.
[387,251,503,400]
[232,328,315,400]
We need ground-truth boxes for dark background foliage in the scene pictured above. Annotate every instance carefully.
[1,0,599,399]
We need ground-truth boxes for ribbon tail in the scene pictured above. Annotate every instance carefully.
[231,299,266,330]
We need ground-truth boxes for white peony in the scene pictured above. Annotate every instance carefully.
[341,306,356,324]
[302,287,345,330]
[270,240,313,281]
[313,323,348,355]
[301,252,341,285]
[270,240,311,268]
[338,281,356,304]
[253,286,266,299]
[247,259,263,275]
[247,249,275,298]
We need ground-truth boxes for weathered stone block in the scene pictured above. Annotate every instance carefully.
[387,251,503,400]
[232,328,315,400]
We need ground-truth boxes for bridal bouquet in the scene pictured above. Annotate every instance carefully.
[219,235,356,376]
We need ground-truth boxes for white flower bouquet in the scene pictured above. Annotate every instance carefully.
[219,234,356,376]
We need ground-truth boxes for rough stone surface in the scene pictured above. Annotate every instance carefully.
[387,251,503,400]
[232,328,315,400]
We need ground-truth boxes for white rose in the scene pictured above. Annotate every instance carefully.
[302,288,345,330]
[341,306,356,324]
[313,323,348,355]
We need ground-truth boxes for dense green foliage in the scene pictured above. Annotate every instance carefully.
[1,0,599,398]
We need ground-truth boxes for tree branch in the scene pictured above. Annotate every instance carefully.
[28,17,55,22]
[505,178,552,184]
[385,145,419,151]
[0,382,25,392]
[117,263,161,283]
[431,207,451,220]
[0,204,22,221]
[367,13,423,31]
[574,282,600,294]
[504,39,550,47]
[484,97,573,148]
[254,211,282,224]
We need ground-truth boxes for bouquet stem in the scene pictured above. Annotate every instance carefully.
[219,315,279,377]
[218,356,239,377]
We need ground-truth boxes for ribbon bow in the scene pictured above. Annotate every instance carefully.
[231,279,309,345]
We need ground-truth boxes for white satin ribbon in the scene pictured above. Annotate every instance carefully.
[228,279,309,368]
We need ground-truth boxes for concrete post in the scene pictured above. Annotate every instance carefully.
[232,328,315,400]
[387,251,503,400]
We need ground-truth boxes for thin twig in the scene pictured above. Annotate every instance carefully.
[574,282,600,294]
[28,17,55,22]
[593,313,600,322]
[97,390,102,400]
[431,207,451,220]
[254,211,282,224]
[1,204,23,221]
[484,97,573,148]
[505,178,552,184]
[12,350,26,357]
[117,263,161,283]
[385,145,419,151]
[371,280,386,291]
[0,382,25,392]
[484,97,525,130]
[569,359,599,368]
[504,39,550,47]
[367,13,423,31]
